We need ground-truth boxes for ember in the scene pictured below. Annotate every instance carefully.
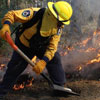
[77,65,82,71]
[0,64,5,70]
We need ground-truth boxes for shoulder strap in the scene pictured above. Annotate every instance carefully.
[11,8,45,35]
[22,8,46,29]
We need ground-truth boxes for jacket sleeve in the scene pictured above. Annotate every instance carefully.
[43,31,62,61]
[2,7,40,25]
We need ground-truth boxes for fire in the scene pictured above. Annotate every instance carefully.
[61,28,100,76]
[78,66,82,71]
[26,78,34,87]
[0,64,5,70]
[67,46,74,51]
[78,37,91,47]
[13,74,34,91]
[87,53,100,64]
[13,84,24,91]
[77,30,100,70]
[76,65,82,71]
[32,56,37,63]
[85,48,96,53]
[60,46,74,56]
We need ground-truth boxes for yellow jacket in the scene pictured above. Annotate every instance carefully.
[2,7,64,61]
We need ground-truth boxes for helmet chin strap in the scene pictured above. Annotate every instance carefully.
[57,21,64,28]
[57,27,61,35]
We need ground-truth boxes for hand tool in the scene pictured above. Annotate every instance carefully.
[5,32,80,96]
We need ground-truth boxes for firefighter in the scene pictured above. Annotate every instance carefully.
[0,1,73,99]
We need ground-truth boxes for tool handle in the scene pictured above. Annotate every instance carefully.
[5,32,35,66]
[5,32,18,51]
[5,32,53,86]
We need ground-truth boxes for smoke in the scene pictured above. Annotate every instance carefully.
[62,0,100,79]
[60,0,100,80]
[68,0,100,36]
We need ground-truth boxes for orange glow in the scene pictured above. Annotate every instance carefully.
[67,29,100,72]
[26,78,34,87]
[79,38,91,47]
[77,65,82,71]
[32,56,37,63]
[13,84,24,90]
[93,31,97,36]
[13,77,34,91]
[85,48,96,52]
[0,64,5,70]
[63,52,68,56]
[87,57,100,64]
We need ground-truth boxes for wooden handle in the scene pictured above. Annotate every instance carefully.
[5,32,35,66]
[5,32,54,87]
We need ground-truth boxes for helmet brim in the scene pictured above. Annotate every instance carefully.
[48,2,70,25]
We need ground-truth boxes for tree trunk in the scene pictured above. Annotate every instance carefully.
[7,0,10,8]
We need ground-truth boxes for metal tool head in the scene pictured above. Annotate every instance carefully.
[41,73,80,96]
[53,84,80,96]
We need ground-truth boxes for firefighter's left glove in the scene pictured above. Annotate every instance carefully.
[0,24,11,40]
[33,60,47,75]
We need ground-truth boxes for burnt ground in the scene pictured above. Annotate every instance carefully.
[1,56,100,100]
[3,80,100,100]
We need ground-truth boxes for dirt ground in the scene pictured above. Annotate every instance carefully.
[2,79,100,100]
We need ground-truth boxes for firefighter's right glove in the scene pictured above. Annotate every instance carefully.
[33,60,47,75]
[0,24,11,40]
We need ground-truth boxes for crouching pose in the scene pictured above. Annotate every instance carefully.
[0,1,73,99]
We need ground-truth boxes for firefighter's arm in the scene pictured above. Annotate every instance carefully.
[2,7,40,24]
[33,34,61,75]
[44,34,61,61]
[0,8,40,39]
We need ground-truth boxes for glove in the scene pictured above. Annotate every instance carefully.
[33,60,47,75]
[0,24,11,40]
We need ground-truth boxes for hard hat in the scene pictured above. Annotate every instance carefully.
[48,1,73,25]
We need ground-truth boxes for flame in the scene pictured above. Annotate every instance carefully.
[93,31,97,36]
[67,46,74,51]
[59,46,74,56]
[63,52,68,56]
[88,58,100,64]
[78,66,82,71]
[26,78,34,87]
[13,77,34,91]
[13,84,24,90]
[62,29,100,73]
[79,37,91,47]
[32,56,37,63]
[0,64,5,70]
[85,48,96,53]
[87,53,100,64]
[76,65,82,71]
[77,30,100,70]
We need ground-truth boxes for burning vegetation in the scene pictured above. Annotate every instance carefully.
[13,74,34,91]
[59,27,100,80]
